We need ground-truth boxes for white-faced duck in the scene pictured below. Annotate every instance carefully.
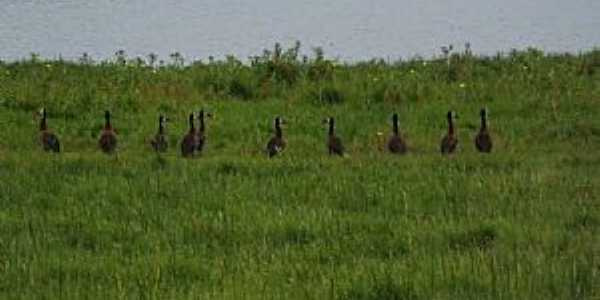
[99,110,117,154]
[38,108,60,153]
[150,115,168,152]
[266,116,286,157]
[440,111,458,155]
[196,110,213,154]
[388,113,407,154]
[324,117,344,156]
[181,113,199,157]
[475,108,492,153]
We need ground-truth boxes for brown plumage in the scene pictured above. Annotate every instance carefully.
[440,111,458,155]
[325,117,344,156]
[180,113,198,157]
[99,110,117,154]
[150,115,168,152]
[388,113,407,154]
[475,108,493,153]
[38,108,60,153]
[266,117,286,157]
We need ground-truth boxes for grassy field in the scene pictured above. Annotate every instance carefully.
[0,44,599,299]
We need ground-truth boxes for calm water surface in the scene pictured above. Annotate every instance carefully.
[1,0,599,61]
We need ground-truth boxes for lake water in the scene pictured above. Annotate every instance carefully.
[1,0,599,62]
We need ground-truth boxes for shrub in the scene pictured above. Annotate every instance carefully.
[227,76,254,100]
[449,225,498,251]
[308,47,335,81]
[340,276,418,300]
[251,42,302,85]
[309,84,345,104]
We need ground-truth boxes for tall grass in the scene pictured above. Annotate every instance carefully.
[0,43,599,299]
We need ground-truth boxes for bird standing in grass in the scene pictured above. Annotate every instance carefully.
[196,110,212,154]
[324,117,344,156]
[181,113,198,157]
[150,115,168,152]
[99,110,117,154]
[266,116,286,157]
[388,113,407,154]
[441,111,458,155]
[475,108,493,153]
[38,108,60,153]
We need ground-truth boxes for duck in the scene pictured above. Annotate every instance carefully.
[38,108,60,153]
[99,110,117,153]
[180,113,198,157]
[388,113,407,154]
[266,116,286,157]
[440,111,458,155]
[150,115,168,152]
[324,117,344,156]
[475,108,493,153]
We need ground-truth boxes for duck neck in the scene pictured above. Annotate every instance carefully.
[199,113,205,132]
[40,113,47,131]
[189,115,195,132]
[393,117,399,135]
[158,119,165,134]
[275,120,282,138]
[328,119,335,136]
[480,114,487,130]
[104,114,112,130]
[447,115,454,136]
